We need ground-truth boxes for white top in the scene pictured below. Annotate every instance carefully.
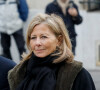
[0,0,23,34]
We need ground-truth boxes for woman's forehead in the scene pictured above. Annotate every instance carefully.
[30,24,55,36]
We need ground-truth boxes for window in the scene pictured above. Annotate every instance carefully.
[96,40,100,66]
[79,0,100,11]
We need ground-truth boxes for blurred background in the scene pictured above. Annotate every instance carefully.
[0,0,100,89]
[0,0,99,69]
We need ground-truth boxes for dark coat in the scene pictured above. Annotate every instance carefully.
[45,0,83,38]
[72,68,96,90]
[8,59,95,90]
[0,56,16,90]
[17,0,29,21]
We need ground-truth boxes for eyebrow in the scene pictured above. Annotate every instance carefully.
[31,33,50,37]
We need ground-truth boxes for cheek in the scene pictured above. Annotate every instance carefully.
[30,40,35,49]
[45,39,58,51]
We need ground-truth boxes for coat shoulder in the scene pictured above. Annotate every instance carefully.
[8,60,28,90]
[0,56,16,71]
[60,60,83,73]
[56,60,83,90]
[46,1,57,10]
[0,56,16,89]
[72,68,96,90]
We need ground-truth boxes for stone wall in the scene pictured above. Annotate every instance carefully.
[26,0,79,9]
[26,0,53,9]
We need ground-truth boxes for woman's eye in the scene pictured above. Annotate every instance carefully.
[41,36,47,39]
[31,37,36,39]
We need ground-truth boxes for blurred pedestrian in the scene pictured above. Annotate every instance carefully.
[45,0,83,55]
[8,14,95,90]
[0,56,16,90]
[0,0,29,59]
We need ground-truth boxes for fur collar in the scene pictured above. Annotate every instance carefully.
[55,60,83,90]
[8,60,82,90]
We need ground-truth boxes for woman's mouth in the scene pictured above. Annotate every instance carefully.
[35,49,44,52]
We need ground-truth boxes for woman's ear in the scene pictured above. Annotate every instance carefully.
[57,35,63,46]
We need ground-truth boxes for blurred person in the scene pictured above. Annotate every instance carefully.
[0,0,29,59]
[45,0,83,55]
[0,56,16,90]
[8,14,95,90]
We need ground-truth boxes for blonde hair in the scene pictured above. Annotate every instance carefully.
[22,13,74,63]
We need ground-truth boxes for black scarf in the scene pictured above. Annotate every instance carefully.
[16,53,62,90]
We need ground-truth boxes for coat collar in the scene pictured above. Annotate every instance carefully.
[8,60,82,90]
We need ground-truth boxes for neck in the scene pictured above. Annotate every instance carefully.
[57,0,69,8]
[57,0,69,15]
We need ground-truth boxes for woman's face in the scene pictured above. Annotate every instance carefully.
[30,23,59,58]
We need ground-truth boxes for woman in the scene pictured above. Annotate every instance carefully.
[8,14,95,90]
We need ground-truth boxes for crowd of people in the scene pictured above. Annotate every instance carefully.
[0,0,96,90]
[0,0,28,60]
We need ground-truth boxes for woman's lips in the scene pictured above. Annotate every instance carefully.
[35,49,44,52]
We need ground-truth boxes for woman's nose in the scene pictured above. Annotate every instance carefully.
[35,38,41,46]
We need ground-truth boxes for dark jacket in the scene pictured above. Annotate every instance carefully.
[8,59,95,90]
[45,0,82,38]
[0,56,16,90]
[72,68,96,90]
[17,0,29,21]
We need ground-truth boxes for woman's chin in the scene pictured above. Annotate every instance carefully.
[34,53,48,58]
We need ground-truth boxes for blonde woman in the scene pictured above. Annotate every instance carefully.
[8,14,95,90]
